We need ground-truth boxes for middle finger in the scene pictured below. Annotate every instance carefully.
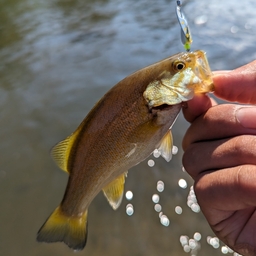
[183,134,256,179]
[182,104,256,151]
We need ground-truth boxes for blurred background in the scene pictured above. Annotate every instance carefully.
[1,0,256,255]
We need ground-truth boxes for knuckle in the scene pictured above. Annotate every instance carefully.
[231,135,256,159]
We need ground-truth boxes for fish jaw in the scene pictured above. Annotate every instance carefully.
[143,68,201,107]
[143,50,214,107]
[187,50,214,94]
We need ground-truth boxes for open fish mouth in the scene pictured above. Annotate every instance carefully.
[151,104,174,111]
[191,50,214,94]
[150,103,181,117]
[143,50,214,108]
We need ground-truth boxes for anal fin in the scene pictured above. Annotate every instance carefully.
[102,173,126,210]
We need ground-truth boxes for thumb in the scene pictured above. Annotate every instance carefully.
[213,60,256,104]
[182,94,217,123]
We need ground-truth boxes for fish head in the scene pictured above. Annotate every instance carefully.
[143,50,214,108]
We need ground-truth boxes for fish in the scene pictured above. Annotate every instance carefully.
[37,50,214,250]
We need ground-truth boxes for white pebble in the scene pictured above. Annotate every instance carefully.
[210,237,220,249]
[193,232,201,241]
[172,145,178,155]
[190,186,195,194]
[148,159,155,167]
[207,236,212,244]
[157,180,164,192]
[187,199,194,208]
[183,245,191,253]
[180,235,189,246]
[175,206,183,215]
[178,179,187,189]
[191,203,200,213]
[152,194,160,203]
[189,239,197,249]
[182,166,186,172]
[154,204,162,212]
[160,215,170,226]
[125,191,133,200]
[227,247,234,253]
[189,194,197,201]
[153,149,161,158]
[126,204,134,216]
[221,246,229,254]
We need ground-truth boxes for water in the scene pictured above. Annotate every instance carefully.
[1,0,255,255]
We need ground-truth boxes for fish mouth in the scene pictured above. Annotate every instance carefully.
[152,104,172,111]
[150,103,181,115]
[192,50,215,93]
[143,50,214,110]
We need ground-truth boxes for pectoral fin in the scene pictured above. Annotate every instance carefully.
[158,130,173,162]
[102,173,126,210]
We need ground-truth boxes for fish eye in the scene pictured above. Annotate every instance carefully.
[174,61,186,71]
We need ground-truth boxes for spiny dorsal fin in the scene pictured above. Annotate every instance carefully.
[158,130,173,162]
[102,173,127,210]
[51,128,81,173]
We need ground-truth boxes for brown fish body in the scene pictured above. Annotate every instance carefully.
[37,50,214,250]
[61,54,183,215]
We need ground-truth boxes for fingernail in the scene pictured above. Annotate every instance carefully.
[236,107,256,129]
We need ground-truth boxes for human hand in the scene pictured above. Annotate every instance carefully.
[182,60,256,256]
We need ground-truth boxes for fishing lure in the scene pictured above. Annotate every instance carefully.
[176,0,192,51]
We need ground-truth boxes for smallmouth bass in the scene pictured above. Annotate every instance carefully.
[37,50,214,250]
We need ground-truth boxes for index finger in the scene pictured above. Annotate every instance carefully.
[213,60,256,104]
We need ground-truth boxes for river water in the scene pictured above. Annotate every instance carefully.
[1,0,256,255]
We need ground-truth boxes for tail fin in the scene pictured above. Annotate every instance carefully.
[37,206,88,251]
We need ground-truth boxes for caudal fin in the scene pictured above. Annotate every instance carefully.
[37,206,88,250]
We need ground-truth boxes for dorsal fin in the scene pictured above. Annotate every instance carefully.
[158,130,173,162]
[102,173,127,210]
[51,128,81,173]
